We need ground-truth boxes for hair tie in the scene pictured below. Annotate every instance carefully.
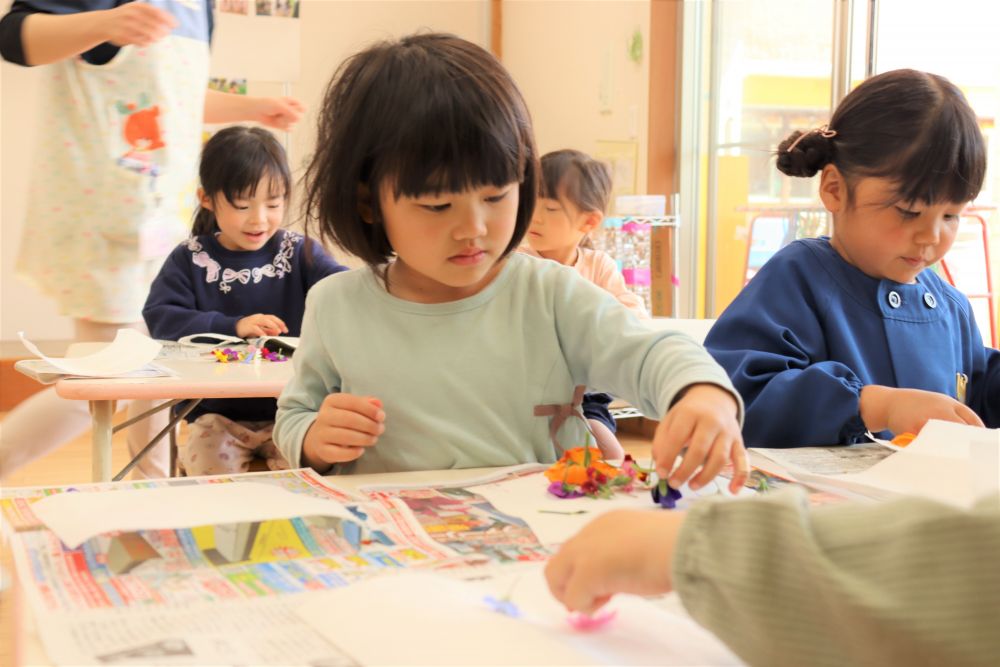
[784,125,837,153]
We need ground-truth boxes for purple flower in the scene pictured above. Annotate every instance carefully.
[548,481,585,499]
[484,595,521,618]
[651,480,682,509]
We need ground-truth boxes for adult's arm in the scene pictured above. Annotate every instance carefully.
[0,1,174,66]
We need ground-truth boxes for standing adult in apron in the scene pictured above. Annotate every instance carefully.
[0,0,305,478]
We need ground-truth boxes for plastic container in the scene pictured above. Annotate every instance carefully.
[614,194,666,217]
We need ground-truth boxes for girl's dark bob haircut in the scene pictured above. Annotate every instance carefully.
[303,32,538,266]
[192,126,292,236]
[777,69,986,206]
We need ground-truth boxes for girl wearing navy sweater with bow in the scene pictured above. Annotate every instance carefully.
[706,69,999,448]
[144,126,348,475]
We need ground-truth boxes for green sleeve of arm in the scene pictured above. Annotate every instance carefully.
[673,489,1000,667]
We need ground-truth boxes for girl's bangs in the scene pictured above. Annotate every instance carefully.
[883,99,985,205]
[386,128,525,199]
[219,154,290,204]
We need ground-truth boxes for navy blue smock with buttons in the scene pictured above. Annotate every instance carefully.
[705,237,1000,447]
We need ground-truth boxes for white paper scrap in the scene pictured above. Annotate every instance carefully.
[839,420,1000,507]
[31,482,361,548]
[294,569,740,666]
[471,471,658,546]
[469,470,737,547]
[19,328,162,377]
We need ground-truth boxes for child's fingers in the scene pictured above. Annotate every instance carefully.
[319,408,384,440]
[312,443,365,463]
[561,565,607,615]
[318,425,381,448]
[652,412,693,479]
[667,422,717,489]
[955,404,985,428]
[323,393,386,423]
[256,315,286,334]
[687,431,732,490]
[543,553,572,606]
[727,442,750,494]
[267,315,288,333]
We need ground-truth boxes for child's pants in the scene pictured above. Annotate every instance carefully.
[179,414,288,477]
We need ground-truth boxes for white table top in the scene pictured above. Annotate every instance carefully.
[52,340,295,401]
[50,320,716,402]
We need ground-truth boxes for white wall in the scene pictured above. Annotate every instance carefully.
[503,1,650,191]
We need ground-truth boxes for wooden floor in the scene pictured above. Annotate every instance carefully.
[0,411,135,488]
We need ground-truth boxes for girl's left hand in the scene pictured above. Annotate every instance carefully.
[236,313,288,338]
[652,383,747,494]
[252,96,306,131]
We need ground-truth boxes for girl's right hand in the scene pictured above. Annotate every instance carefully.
[236,313,288,338]
[103,3,177,48]
[302,395,385,469]
[860,385,984,435]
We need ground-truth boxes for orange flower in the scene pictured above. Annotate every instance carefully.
[544,447,618,485]
[891,432,917,447]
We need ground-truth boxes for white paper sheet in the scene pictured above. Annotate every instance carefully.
[31,482,361,548]
[13,358,173,384]
[469,470,737,546]
[19,328,162,377]
[294,569,741,666]
[784,421,1000,507]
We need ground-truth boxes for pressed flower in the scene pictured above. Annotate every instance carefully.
[547,481,584,499]
[544,447,652,499]
[484,595,521,618]
[651,479,682,509]
[567,609,617,631]
[891,432,917,447]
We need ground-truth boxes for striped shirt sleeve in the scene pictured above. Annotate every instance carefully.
[673,488,1000,667]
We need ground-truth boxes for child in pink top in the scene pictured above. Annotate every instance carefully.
[525,150,649,318]
[524,149,650,458]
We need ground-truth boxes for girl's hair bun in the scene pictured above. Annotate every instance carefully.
[776,129,835,178]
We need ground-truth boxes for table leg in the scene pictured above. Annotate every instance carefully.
[90,400,114,482]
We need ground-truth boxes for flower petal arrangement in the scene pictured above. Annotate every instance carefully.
[211,346,287,363]
[544,448,676,505]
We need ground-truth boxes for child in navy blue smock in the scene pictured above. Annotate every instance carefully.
[706,69,999,447]
[144,126,349,474]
